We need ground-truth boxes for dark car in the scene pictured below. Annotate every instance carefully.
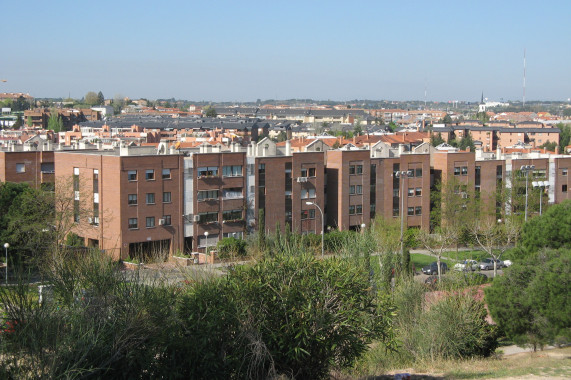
[422,261,448,275]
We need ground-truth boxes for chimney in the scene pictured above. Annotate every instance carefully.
[398,144,405,156]
[285,140,291,156]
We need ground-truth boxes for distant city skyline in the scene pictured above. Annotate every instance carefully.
[2,1,570,103]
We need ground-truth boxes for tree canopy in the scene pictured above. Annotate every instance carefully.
[520,200,571,254]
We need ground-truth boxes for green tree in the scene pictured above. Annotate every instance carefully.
[84,91,99,106]
[441,114,453,124]
[388,121,398,132]
[458,131,476,151]
[26,116,32,127]
[556,123,570,153]
[204,106,217,118]
[486,248,571,350]
[97,91,104,105]
[47,110,63,132]
[13,96,30,111]
[539,140,557,152]
[430,132,445,146]
[520,200,571,254]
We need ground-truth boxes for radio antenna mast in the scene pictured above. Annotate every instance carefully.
[523,48,526,108]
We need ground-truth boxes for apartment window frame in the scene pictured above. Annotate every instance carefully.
[162,168,171,180]
[415,187,422,196]
[562,168,568,176]
[356,204,363,214]
[162,215,172,226]
[222,165,243,177]
[145,169,155,181]
[198,166,219,178]
[128,194,138,205]
[563,184,568,193]
[408,188,415,197]
[128,218,138,229]
[454,167,461,176]
[415,206,422,216]
[308,167,316,177]
[16,163,25,173]
[128,170,137,181]
[146,193,156,205]
[415,167,422,177]
[461,166,468,176]
[197,190,219,201]
[349,205,356,215]
[163,192,172,203]
[146,217,155,228]
[407,207,415,216]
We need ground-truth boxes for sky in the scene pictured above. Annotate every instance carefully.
[2,0,570,103]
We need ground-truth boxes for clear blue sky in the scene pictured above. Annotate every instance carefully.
[2,0,570,102]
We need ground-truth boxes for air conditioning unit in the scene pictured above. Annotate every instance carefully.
[87,217,93,224]
[461,193,468,199]
[158,218,165,226]
[193,215,201,222]
[296,177,308,183]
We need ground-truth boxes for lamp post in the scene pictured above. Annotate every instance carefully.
[520,165,535,222]
[305,201,324,258]
[532,180,549,216]
[395,170,413,257]
[204,231,209,263]
[3,243,8,285]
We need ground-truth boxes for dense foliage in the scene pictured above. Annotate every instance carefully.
[520,200,571,254]
[486,248,570,350]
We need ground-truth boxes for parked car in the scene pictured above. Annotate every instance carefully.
[479,258,503,270]
[453,259,479,272]
[424,275,439,288]
[503,259,513,267]
[422,262,448,275]
[463,272,488,285]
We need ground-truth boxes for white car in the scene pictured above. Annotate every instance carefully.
[503,260,513,267]
[453,259,479,271]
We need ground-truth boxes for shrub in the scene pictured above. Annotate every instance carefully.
[216,237,247,260]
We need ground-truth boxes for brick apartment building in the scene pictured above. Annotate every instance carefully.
[0,150,55,187]
[54,147,184,259]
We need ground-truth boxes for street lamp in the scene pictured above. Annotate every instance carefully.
[305,201,324,258]
[361,223,366,233]
[532,180,549,216]
[395,170,413,257]
[204,231,209,263]
[520,165,535,222]
[3,243,8,285]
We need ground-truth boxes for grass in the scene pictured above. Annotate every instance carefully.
[353,346,571,379]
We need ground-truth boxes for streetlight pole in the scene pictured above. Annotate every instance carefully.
[3,243,9,285]
[395,170,412,257]
[305,201,324,258]
[204,231,209,264]
[520,165,535,222]
[532,180,549,216]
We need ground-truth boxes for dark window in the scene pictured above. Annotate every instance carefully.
[163,215,171,225]
[146,217,155,228]
[349,205,355,215]
[461,166,468,176]
[146,193,155,204]
[356,204,363,214]
[93,170,99,193]
[145,169,155,180]
[356,165,363,174]
[128,194,137,205]
[128,218,138,229]
[349,165,356,175]
[408,188,414,197]
[162,168,171,179]
[163,192,172,203]
[415,187,422,196]
[301,209,315,219]
[415,168,422,177]
[223,209,242,221]
[415,206,422,216]
[407,207,414,216]
[454,167,461,176]
[128,170,137,181]
[563,185,568,193]
[308,168,316,177]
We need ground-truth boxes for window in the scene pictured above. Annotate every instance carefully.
[128,170,137,181]
[199,234,219,248]
[128,194,137,205]
[198,166,219,177]
[356,204,363,214]
[199,212,218,223]
[415,168,422,177]
[301,188,316,199]
[356,185,362,194]
[223,165,242,177]
[461,166,468,176]
[223,231,244,239]
[415,206,422,216]
[16,163,25,173]
[93,170,99,193]
[285,190,292,199]
[356,165,363,174]
[128,218,138,229]
[349,205,355,215]
[198,190,219,201]
[222,188,243,199]
[163,192,172,203]
[407,207,415,216]
[415,187,422,196]
[162,215,171,226]
[408,188,414,197]
[146,193,155,204]
[145,169,155,180]
[349,165,356,175]
[162,168,171,179]
[350,185,355,195]
[393,189,399,197]
[223,209,242,221]
[146,217,155,228]
[563,185,568,193]
[308,168,316,177]
[350,185,362,195]
[562,168,568,176]
[301,209,315,220]
[258,164,265,174]
[454,167,461,176]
